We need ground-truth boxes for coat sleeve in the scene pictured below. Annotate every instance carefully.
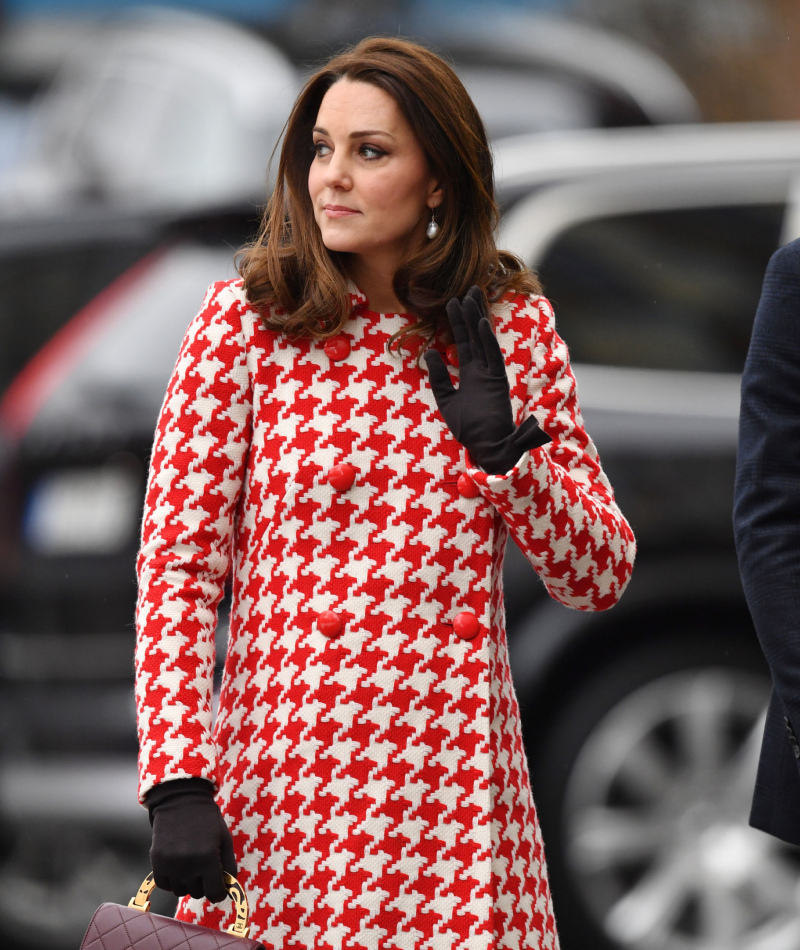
[734,239,800,753]
[466,294,635,611]
[135,281,252,802]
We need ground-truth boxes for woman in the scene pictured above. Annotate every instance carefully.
[135,36,636,950]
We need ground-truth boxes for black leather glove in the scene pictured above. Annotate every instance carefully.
[145,777,237,903]
[424,286,551,474]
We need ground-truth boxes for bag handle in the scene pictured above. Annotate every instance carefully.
[128,871,251,938]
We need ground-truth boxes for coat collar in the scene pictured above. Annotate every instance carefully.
[347,280,368,312]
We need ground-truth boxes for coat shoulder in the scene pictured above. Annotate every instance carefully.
[491,292,560,371]
[769,237,800,275]
[749,240,800,350]
[199,278,284,349]
[492,291,554,346]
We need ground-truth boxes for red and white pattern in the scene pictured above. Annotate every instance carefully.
[135,280,636,950]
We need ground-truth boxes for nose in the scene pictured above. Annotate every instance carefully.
[323,151,352,190]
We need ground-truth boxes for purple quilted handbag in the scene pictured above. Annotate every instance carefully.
[79,872,266,950]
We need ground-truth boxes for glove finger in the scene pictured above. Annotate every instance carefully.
[465,284,488,320]
[203,868,229,904]
[446,296,473,366]
[465,285,483,301]
[462,293,488,368]
[171,877,191,898]
[151,866,172,895]
[188,875,209,901]
[424,350,457,406]
[477,318,507,378]
[150,843,172,894]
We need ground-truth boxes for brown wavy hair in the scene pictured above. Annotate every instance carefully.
[237,36,540,350]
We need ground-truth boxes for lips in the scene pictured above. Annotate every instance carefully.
[324,204,360,217]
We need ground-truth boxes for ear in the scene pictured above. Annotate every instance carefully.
[427,178,443,210]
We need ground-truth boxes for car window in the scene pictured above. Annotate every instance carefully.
[537,204,785,373]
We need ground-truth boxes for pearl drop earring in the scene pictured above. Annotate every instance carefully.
[426,211,440,240]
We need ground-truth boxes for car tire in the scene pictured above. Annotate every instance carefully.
[530,632,800,950]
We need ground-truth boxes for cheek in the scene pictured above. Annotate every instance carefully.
[308,164,321,202]
[376,171,428,215]
[399,161,435,211]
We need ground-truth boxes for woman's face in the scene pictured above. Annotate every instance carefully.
[308,79,441,270]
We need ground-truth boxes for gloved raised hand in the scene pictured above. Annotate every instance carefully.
[145,777,237,903]
[424,286,551,474]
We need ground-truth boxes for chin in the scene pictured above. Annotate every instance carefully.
[320,233,368,255]
[316,227,354,253]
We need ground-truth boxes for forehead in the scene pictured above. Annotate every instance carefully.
[315,79,409,133]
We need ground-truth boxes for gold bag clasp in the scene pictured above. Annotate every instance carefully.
[128,871,250,938]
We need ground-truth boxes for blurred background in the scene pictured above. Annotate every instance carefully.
[1,1,800,949]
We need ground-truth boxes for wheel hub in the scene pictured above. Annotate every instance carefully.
[561,666,800,950]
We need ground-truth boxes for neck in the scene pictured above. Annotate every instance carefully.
[347,254,404,314]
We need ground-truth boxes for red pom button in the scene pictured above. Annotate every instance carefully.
[318,610,343,638]
[457,473,480,498]
[446,344,459,366]
[327,462,357,492]
[324,335,351,361]
[453,611,481,641]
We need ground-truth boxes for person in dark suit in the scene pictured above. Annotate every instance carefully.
[735,236,800,845]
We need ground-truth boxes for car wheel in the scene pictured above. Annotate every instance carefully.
[532,635,800,950]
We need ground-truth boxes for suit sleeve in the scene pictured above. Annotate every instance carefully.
[135,282,252,802]
[466,294,636,611]
[734,239,800,756]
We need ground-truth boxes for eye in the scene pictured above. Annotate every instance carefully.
[360,144,386,160]
[313,141,331,158]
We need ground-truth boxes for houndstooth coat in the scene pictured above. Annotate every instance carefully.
[135,279,636,950]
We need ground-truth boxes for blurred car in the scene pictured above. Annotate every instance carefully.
[0,5,299,446]
[413,8,701,137]
[0,8,299,218]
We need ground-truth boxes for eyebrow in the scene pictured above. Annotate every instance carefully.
[313,126,395,140]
